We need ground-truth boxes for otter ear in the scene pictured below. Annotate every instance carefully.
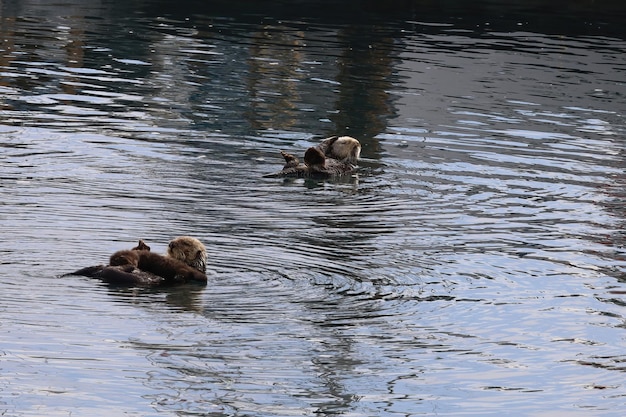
[304,147,326,167]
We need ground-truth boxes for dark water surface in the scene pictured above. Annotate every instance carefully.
[2,0,626,415]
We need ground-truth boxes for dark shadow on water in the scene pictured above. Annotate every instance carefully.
[138,0,626,38]
[92,280,207,313]
[273,174,360,189]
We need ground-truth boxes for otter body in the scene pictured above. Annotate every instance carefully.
[63,237,208,287]
[109,249,206,284]
[265,136,361,178]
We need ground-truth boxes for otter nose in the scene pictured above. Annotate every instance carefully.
[168,242,174,249]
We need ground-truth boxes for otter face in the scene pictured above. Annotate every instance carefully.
[167,236,207,273]
[328,136,361,163]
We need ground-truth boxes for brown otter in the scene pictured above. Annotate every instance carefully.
[63,239,152,282]
[62,237,208,287]
[108,249,207,284]
[264,136,361,178]
[166,236,207,273]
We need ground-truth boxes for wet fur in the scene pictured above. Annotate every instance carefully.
[265,136,361,178]
[109,249,207,284]
[63,237,207,287]
[166,236,207,274]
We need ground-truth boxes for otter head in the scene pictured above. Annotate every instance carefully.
[109,250,140,267]
[167,236,207,273]
[326,136,361,164]
[304,146,326,170]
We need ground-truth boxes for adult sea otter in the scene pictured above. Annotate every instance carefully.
[63,236,208,286]
[265,136,361,178]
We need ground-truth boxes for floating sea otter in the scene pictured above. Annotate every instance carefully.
[264,136,361,178]
[63,236,208,286]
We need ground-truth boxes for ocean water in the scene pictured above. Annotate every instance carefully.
[1,1,626,415]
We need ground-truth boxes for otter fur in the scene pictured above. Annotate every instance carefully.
[63,237,208,287]
[108,249,207,284]
[265,136,361,178]
[166,236,207,273]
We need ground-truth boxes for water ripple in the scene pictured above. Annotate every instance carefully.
[1,2,626,416]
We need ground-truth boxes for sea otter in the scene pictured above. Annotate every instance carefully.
[63,236,208,286]
[264,136,361,178]
[108,249,207,284]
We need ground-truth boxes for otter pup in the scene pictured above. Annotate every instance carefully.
[264,136,361,178]
[63,237,208,287]
[64,239,152,282]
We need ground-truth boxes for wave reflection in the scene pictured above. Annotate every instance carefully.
[1,1,626,416]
